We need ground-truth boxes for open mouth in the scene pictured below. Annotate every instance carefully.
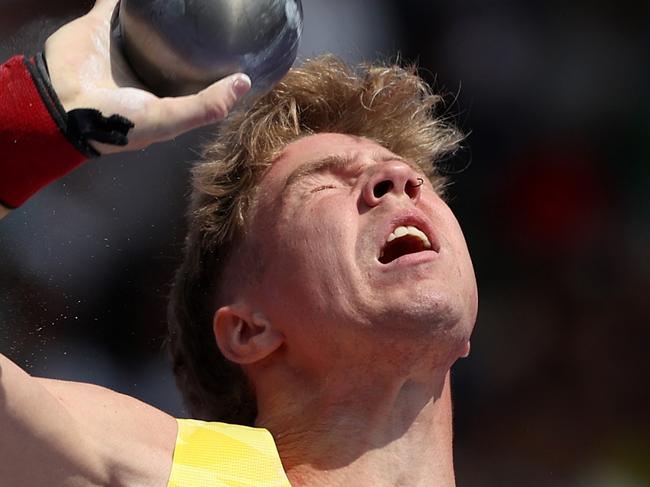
[379,225,433,264]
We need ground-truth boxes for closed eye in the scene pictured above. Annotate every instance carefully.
[311,184,337,193]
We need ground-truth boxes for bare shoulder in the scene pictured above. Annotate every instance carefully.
[37,378,179,487]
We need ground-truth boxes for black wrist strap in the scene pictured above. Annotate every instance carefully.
[67,109,133,147]
[24,53,134,157]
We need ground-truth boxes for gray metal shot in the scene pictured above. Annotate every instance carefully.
[117,0,303,97]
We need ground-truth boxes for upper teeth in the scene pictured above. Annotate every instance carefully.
[387,226,432,248]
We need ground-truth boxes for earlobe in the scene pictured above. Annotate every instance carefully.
[213,306,284,365]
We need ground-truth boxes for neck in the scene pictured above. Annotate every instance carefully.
[255,369,456,487]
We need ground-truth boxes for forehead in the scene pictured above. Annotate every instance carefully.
[261,133,398,194]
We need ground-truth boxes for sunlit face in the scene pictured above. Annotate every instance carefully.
[242,133,478,371]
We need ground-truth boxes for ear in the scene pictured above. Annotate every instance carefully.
[213,305,284,365]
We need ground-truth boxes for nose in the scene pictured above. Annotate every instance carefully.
[361,161,423,207]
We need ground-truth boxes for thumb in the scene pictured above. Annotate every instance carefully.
[151,73,252,141]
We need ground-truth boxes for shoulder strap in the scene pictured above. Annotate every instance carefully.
[168,418,292,487]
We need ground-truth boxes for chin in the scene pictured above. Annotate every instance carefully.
[371,291,472,343]
[412,287,473,327]
[419,293,475,352]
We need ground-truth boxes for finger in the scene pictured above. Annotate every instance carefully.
[151,73,252,140]
[90,0,119,19]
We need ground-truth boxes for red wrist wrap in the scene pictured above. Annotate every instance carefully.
[0,55,87,208]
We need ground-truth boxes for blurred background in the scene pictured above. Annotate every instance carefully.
[1,0,648,485]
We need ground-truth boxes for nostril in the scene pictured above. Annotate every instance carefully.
[373,180,393,198]
[405,177,424,199]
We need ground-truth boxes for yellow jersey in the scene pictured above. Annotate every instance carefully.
[167,419,292,487]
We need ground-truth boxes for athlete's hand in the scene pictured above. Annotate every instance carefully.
[44,0,251,154]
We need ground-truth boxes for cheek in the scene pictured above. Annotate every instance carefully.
[302,217,355,281]
[268,204,353,284]
[443,210,479,314]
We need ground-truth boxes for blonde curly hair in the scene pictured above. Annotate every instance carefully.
[167,54,463,424]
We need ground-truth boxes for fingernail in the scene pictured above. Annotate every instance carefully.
[231,74,252,98]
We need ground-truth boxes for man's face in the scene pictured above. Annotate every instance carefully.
[243,133,477,370]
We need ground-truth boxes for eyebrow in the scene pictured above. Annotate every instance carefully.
[282,153,423,195]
